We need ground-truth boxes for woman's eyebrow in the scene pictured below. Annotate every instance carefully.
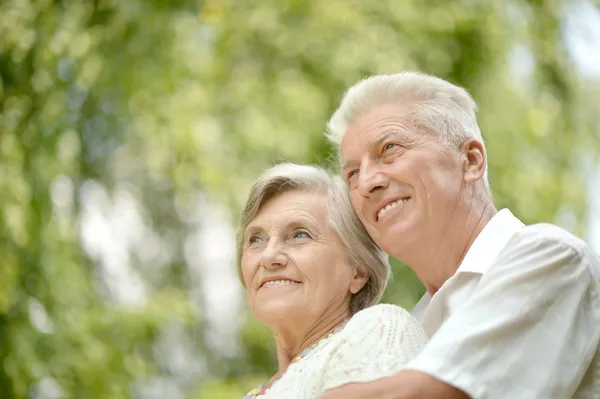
[245,214,317,233]
[243,224,260,239]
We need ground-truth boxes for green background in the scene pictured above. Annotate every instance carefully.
[1,1,599,398]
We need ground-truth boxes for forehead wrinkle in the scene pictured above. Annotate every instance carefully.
[246,203,322,234]
[279,212,320,229]
[340,131,395,169]
[369,130,399,147]
[341,110,415,167]
[377,122,423,147]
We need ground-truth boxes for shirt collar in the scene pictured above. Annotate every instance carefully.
[411,209,524,318]
[456,208,525,274]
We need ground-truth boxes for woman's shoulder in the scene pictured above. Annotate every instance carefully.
[345,303,422,331]
[333,303,427,349]
[319,303,428,392]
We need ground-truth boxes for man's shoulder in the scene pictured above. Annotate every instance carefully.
[504,222,600,289]
[514,222,588,255]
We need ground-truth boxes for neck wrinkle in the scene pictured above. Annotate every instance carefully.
[272,301,350,373]
[419,190,497,296]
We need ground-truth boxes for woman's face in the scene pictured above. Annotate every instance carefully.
[241,190,367,325]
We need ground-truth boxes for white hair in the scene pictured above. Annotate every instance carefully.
[326,71,489,187]
[236,163,391,313]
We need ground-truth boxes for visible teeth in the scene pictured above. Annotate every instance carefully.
[377,198,409,220]
[263,280,297,287]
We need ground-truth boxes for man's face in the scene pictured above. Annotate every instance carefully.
[339,103,467,260]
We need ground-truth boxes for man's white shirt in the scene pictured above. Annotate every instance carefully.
[407,209,600,398]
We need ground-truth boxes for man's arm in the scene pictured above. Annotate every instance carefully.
[321,225,600,399]
[320,370,470,399]
[403,226,600,398]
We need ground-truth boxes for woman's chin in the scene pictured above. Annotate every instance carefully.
[250,283,304,323]
[254,300,302,325]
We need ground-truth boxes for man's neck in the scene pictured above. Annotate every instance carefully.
[416,199,497,295]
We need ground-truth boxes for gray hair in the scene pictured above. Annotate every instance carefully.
[326,71,489,188]
[236,163,390,313]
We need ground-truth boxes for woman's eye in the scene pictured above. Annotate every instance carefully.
[292,230,311,239]
[248,235,262,244]
[347,170,358,180]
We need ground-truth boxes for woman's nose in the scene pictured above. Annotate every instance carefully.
[259,238,288,269]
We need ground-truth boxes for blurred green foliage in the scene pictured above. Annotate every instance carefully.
[1,0,599,398]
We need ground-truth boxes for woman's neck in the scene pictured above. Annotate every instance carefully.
[272,303,351,373]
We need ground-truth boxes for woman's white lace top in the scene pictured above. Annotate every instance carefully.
[255,303,428,398]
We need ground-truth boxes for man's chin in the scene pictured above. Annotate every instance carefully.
[376,224,419,256]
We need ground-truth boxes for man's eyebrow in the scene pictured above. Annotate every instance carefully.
[340,158,353,170]
[341,130,406,169]
[370,129,404,147]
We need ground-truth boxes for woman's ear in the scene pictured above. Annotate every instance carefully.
[349,268,369,294]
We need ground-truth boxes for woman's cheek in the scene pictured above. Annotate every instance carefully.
[241,254,257,289]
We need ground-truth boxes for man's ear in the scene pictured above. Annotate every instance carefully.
[460,138,486,184]
[349,267,369,294]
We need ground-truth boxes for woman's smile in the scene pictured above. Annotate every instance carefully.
[261,280,302,288]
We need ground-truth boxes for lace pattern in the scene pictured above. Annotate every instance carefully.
[248,303,428,398]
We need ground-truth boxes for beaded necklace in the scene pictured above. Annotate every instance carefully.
[242,319,350,398]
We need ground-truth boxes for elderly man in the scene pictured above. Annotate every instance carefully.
[319,72,600,399]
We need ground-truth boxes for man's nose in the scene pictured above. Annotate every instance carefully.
[357,163,389,197]
[259,238,288,269]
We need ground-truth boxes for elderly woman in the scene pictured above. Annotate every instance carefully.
[238,163,428,398]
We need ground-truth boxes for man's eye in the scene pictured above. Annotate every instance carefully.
[383,143,397,151]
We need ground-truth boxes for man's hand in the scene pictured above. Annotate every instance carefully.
[318,371,471,399]
[319,381,385,399]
